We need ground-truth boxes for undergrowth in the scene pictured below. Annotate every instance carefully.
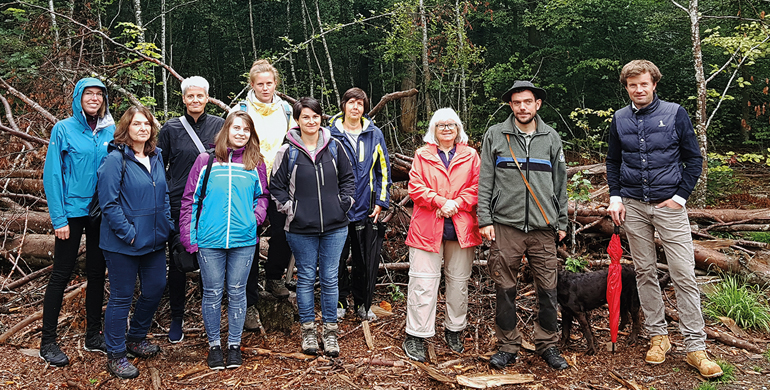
[702,274,770,332]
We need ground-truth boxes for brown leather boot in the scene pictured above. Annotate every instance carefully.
[644,335,671,364]
[686,350,723,378]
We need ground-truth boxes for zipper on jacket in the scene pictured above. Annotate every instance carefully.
[226,152,233,248]
[315,160,324,233]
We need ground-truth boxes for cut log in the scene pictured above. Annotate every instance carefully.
[6,234,57,259]
[665,307,764,353]
[0,210,53,233]
[2,178,45,194]
[0,170,43,179]
[566,163,605,178]
[456,374,535,389]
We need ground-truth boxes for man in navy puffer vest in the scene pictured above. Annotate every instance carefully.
[606,60,722,378]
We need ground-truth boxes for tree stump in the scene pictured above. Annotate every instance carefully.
[255,291,296,333]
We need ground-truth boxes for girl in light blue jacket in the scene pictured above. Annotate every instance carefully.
[180,111,267,370]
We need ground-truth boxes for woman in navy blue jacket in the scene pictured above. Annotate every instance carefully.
[97,106,173,379]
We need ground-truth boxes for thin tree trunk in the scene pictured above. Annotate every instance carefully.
[286,0,297,88]
[400,61,418,133]
[302,0,325,101]
[161,0,168,120]
[65,0,74,70]
[689,0,708,207]
[249,0,257,60]
[96,8,106,66]
[456,0,467,121]
[419,0,431,117]
[48,0,59,52]
[314,0,340,106]
[133,0,145,44]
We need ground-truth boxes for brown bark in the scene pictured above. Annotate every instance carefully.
[369,89,419,119]
[2,264,52,290]
[0,77,58,125]
[6,234,57,259]
[665,307,763,353]
[2,178,45,194]
[0,210,53,233]
[0,170,43,179]
[566,163,605,178]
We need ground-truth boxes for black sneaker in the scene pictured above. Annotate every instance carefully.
[541,346,569,370]
[402,334,426,362]
[226,345,242,369]
[207,346,225,370]
[84,332,107,354]
[489,350,517,369]
[444,329,464,353]
[39,342,69,367]
[107,357,139,379]
[126,339,160,358]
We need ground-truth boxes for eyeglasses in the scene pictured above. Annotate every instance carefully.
[84,91,104,99]
[436,123,457,130]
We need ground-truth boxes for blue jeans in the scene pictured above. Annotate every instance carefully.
[286,227,347,324]
[197,246,255,347]
[104,249,167,358]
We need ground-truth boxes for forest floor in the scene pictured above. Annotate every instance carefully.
[0,165,769,389]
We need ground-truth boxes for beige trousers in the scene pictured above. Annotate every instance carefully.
[405,241,474,338]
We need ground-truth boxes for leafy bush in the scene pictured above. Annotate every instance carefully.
[706,163,736,204]
[564,257,588,273]
[567,171,594,203]
[742,232,770,244]
[703,274,770,332]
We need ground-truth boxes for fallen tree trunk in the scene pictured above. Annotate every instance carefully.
[2,178,45,194]
[0,210,53,233]
[665,307,764,354]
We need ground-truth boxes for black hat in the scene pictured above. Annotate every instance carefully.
[501,80,547,103]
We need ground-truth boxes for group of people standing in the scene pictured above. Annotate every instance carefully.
[39,58,722,380]
[40,60,392,378]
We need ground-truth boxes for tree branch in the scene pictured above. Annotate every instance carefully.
[14,1,229,111]
[670,0,688,13]
[0,77,58,125]
[369,89,419,119]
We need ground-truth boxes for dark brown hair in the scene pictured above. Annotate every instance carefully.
[114,105,158,157]
[339,87,370,121]
[292,97,323,121]
[619,60,662,86]
[215,111,263,171]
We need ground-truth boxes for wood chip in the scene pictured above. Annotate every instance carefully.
[363,320,375,350]
[455,373,535,389]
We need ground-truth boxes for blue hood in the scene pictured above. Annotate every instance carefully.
[72,78,115,133]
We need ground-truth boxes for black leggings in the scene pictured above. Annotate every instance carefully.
[41,216,106,345]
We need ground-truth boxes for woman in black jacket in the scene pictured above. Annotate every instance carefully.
[269,97,355,358]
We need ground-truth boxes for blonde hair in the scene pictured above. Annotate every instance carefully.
[619,60,662,86]
[249,59,281,87]
[215,111,264,171]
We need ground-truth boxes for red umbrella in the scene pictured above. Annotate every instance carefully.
[606,224,623,351]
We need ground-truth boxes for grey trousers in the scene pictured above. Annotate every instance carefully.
[623,198,707,352]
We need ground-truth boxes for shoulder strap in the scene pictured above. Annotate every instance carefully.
[240,101,248,112]
[179,116,206,154]
[195,152,216,229]
[505,134,552,228]
[287,144,299,177]
[281,101,292,131]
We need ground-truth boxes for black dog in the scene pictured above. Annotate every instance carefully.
[557,264,661,355]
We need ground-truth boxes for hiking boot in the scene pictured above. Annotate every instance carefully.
[357,305,377,321]
[106,356,139,379]
[489,350,517,369]
[645,335,671,364]
[322,323,340,357]
[226,345,242,369]
[39,342,69,367]
[168,317,184,343]
[266,279,290,298]
[444,329,464,353]
[300,322,318,355]
[244,306,261,331]
[337,302,346,320]
[126,339,160,358]
[686,350,723,378]
[207,346,225,370]
[84,332,107,354]
[541,346,569,370]
[402,334,426,362]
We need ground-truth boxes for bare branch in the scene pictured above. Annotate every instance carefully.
[369,89,419,119]
[670,0,688,12]
[14,1,229,111]
[705,47,741,85]
[0,77,58,125]
[143,0,199,26]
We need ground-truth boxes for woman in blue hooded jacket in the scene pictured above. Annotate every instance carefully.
[98,105,173,379]
[40,78,115,366]
[180,111,267,370]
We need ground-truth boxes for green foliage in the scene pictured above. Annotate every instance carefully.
[381,1,421,64]
[764,347,770,363]
[706,164,736,203]
[567,107,613,156]
[564,257,588,273]
[567,170,593,203]
[693,382,718,390]
[388,284,405,302]
[743,232,770,244]
[713,360,735,383]
[703,273,770,332]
